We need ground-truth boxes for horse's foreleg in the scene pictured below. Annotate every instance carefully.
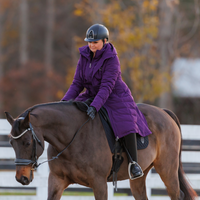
[47,172,70,200]
[92,177,108,200]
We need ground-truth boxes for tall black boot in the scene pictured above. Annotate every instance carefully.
[124,133,143,180]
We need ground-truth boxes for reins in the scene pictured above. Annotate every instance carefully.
[36,117,90,168]
[37,101,91,168]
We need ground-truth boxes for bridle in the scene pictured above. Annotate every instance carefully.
[10,117,44,170]
[10,115,90,170]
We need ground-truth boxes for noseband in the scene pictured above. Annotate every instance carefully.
[10,118,44,170]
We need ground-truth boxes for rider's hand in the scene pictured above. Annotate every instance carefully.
[87,106,96,120]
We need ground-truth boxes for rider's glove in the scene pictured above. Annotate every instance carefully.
[87,106,96,120]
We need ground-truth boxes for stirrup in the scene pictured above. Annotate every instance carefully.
[128,161,144,180]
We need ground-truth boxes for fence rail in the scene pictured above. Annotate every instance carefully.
[0,119,200,200]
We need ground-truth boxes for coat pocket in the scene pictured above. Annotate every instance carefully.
[94,68,103,80]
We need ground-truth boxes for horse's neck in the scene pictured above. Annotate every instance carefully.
[31,104,85,152]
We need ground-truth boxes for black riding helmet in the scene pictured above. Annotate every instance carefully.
[84,24,109,42]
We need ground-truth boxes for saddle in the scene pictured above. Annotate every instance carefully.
[98,106,149,153]
[74,99,149,189]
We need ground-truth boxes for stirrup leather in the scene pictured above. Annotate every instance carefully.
[128,161,144,180]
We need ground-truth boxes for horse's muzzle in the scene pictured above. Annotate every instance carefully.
[16,175,30,185]
[15,166,34,185]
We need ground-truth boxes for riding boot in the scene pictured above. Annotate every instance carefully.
[124,133,144,180]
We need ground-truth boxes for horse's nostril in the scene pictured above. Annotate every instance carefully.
[21,176,29,185]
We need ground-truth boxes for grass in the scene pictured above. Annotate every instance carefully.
[63,191,94,196]
[0,192,36,195]
[63,191,128,196]
[0,191,128,196]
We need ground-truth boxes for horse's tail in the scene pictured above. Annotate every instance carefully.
[163,108,198,199]
[163,108,181,131]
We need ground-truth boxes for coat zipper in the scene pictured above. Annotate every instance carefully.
[89,63,91,68]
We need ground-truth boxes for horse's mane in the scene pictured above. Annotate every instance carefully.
[18,101,74,118]
[10,101,75,137]
[18,100,92,119]
[73,98,93,112]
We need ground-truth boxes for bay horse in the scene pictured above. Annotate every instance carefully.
[5,101,197,200]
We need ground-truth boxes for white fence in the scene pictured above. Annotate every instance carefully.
[0,119,200,200]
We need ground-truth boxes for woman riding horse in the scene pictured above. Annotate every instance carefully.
[62,24,152,180]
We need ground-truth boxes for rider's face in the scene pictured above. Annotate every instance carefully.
[88,40,104,53]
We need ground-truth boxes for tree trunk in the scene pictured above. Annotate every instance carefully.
[0,1,4,117]
[20,0,28,66]
[45,0,55,101]
[95,0,104,23]
[158,0,177,110]
[0,9,2,117]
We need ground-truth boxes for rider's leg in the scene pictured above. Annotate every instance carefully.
[124,133,143,180]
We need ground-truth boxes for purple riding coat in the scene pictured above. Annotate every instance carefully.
[62,43,152,138]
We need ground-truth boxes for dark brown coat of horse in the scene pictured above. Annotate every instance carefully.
[5,101,197,200]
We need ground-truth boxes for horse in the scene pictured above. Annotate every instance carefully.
[5,101,197,200]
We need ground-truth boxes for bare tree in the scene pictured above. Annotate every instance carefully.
[0,2,3,117]
[158,0,178,109]
[45,0,55,101]
[95,0,104,23]
[45,0,55,72]
[20,0,29,66]
[158,0,200,109]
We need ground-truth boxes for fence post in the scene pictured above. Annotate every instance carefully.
[35,143,49,199]
[107,182,114,200]
[146,170,152,198]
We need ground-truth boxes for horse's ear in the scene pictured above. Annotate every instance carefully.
[21,111,30,127]
[5,112,14,126]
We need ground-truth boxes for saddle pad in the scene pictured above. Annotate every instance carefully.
[98,107,149,154]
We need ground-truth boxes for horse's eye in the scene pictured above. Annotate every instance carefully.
[23,141,31,147]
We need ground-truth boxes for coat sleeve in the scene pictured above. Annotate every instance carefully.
[90,55,120,111]
[61,58,84,101]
